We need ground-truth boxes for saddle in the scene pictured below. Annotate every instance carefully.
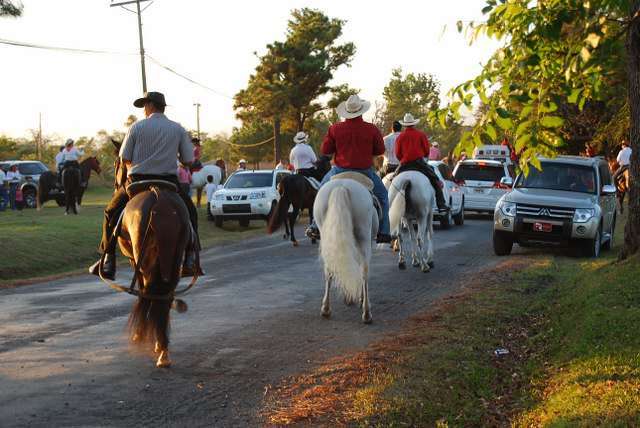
[126,180,178,198]
[330,172,382,219]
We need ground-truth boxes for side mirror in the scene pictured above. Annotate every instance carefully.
[602,184,617,195]
[500,176,514,188]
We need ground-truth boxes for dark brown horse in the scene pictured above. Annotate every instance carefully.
[267,157,331,246]
[609,158,630,214]
[100,144,195,368]
[38,157,102,209]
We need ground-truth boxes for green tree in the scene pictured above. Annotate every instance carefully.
[234,8,355,161]
[441,0,640,258]
[0,0,22,17]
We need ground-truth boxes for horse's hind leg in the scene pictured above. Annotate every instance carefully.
[362,266,372,324]
[398,222,408,270]
[321,274,332,318]
[152,301,172,368]
[415,217,430,273]
[290,208,299,246]
[408,220,421,267]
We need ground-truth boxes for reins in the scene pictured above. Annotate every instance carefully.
[97,186,199,302]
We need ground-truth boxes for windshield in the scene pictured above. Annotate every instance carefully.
[225,172,273,189]
[18,163,47,175]
[454,163,505,182]
[515,162,596,194]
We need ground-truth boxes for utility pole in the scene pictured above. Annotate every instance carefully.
[193,103,201,141]
[110,0,154,93]
[37,113,42,160]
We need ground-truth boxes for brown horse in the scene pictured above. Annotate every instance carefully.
[37,157,102,209]
[100,152,195,368]
[267,157,331,246]
[609,158,630,213]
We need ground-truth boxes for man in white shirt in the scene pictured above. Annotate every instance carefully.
[0,167,7,211]
[204,174,218,220]
[614,139,632,183]
[55,146,65,170]
[6,165,21,210]
[382,121,401,176]
[289,132,317,177]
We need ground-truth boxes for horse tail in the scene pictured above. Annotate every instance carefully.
[267,179,290,234]
[389,179,411,236]
[320,185,362,305]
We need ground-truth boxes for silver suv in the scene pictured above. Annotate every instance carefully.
[493,156,617,257]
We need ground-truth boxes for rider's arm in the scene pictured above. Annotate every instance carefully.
[119,125,137,162]
[308,145,317,162]
[372,129,385,157]
[321,127,336,156]
[394,134,404,163]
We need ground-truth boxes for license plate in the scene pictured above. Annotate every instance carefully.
[533,222,553,233]
[473,188,485,194]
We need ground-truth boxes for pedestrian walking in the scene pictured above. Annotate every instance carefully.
[0,167,8,211]
[613,139,632,183]
[428,141,442,160]
[6,165,21,210]
[177,163,192,197]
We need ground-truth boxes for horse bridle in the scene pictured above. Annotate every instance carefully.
[97,186,200,302]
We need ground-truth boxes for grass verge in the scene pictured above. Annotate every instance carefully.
[0,185,265,284]
[263,216,640,426]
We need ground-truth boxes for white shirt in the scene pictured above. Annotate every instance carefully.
[55,151,65,166]
[617,146,632,166]
[61,147,84,163]
[289,143,317,170]
[205,182,218,202]
[6,171,21,183]
[383,132,400,166]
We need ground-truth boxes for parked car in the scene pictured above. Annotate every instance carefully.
[0,160,49,208]
[428,160,464,228]
[209,169,291,228]
[453,159,515,213]
[493,156,617,257]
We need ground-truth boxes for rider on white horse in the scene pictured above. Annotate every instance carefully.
[289,131,318,178]
[392,113,448,211]
[306,94,392,244]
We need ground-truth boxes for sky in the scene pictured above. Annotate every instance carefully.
[0,0,499,142]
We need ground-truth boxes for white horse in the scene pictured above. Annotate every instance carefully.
[385,171,435,272]
[314,173,378,324]
[191,164,223,207]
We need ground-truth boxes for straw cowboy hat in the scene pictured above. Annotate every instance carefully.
[399,113,420,127]
[293,131,309,144]
[239,159,247,164]
[336,94,371,119]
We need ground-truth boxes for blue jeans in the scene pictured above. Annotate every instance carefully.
[318,166,390,235]
[8,183,17,210]
[0,187,7,211]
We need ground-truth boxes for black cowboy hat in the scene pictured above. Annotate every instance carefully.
[133,91,167,108]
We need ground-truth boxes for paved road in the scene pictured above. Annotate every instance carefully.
[1,215,502,427]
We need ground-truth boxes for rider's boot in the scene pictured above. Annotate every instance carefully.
[89,253,116,280]
[181,250,204,278]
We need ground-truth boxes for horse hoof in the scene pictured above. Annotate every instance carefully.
[292,240,299,247]
[156,352,171,368]
[283,234,288,240]
[412,260,420,267]
[421,265,431,273]
[398,262,406,270]
[311,239,317,245]
[362,314,373,324]
[428,261,435,269]
[321,310,331,319]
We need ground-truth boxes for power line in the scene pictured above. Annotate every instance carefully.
[0,38,233,99]
[226,136,274,148]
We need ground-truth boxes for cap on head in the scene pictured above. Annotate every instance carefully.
[65,138,74,147]
[133,92,167,108]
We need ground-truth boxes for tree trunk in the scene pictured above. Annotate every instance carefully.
[273,117,282,163]
[620,4,640,260]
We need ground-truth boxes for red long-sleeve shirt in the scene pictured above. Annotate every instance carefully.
[395,127,430,164]
[321,117,385,169]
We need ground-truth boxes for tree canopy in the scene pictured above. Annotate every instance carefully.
[0,0,22,17]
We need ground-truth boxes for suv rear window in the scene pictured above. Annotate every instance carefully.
[225,172,273,189]
[18,163,47,175]
[454,163,505,182]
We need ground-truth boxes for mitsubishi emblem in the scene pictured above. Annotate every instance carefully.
[538,208,551,217]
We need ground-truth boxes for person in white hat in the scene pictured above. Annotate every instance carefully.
[394,113,448,210]
[289,131,318,177]
[305,94,391,243]
[237,159,248,171]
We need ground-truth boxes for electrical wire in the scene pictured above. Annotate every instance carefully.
[226,136,274,148]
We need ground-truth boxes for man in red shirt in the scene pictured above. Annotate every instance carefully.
[305,94,391,243]
[394,113,448,210]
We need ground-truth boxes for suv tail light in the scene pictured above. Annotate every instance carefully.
[493,180,510,190]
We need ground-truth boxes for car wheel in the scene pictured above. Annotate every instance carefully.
[602,215,616,251]
[493,230,513,256]
[440,209,452,229]
[582,225,602,258]
[453,201,465,226]
[214,216,224,228]
[239,218,250,228]
[23,188,37,209]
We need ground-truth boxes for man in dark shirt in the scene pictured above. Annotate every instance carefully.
[306,94,391,243]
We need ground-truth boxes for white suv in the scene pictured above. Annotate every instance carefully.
[453,159,515,213]
[428,160,465,228]
[209,169,290,227]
